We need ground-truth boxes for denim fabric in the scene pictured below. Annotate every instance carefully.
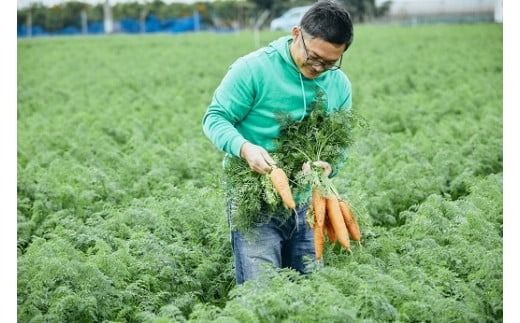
[227,199,315,284]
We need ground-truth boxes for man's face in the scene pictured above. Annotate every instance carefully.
[291,27,346,79]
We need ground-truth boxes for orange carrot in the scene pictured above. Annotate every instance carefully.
[313,224,324,261]
[339,200,361,241]
[269,166,296,209]
[312,188,326,228]
[324,213,337,243]
[326,196,351,251]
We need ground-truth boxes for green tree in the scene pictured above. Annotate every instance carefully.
[86,4,104,22]
[112,1,144,20]
[60,1,88,29]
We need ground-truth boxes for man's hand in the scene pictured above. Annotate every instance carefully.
[240,142,276,175]
[302,160,332,177]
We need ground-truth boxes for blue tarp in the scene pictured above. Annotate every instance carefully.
[18,14,202,37]
[145,15,162,32]
[170,16,198,33]
[56,26,80,35]
[88,21,104,34]
[18,25,46,37]
[119,18,141,33]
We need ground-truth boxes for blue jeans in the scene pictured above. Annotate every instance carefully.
[227,200,316,284]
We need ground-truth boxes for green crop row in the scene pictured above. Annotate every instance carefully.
[18,24,502,322]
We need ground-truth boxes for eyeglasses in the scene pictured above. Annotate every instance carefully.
[300,30,343,71]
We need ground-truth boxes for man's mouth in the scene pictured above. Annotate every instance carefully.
[308,69,320,77]
[300,64,321,78]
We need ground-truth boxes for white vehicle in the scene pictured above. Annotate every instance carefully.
[270,6,312,31]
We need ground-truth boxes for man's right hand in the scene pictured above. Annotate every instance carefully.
[240,142,275,175]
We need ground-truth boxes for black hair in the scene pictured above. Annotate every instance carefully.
[300,0,354,50]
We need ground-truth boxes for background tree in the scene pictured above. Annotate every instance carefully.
[86,4,104,22]
[112,1,143,20]
[17,0,392,32]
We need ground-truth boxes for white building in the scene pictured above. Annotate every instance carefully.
[375,0,501,23]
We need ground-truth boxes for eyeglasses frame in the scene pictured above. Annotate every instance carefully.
[299,28,343,71]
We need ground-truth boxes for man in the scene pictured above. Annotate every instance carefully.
[202,0,353,284]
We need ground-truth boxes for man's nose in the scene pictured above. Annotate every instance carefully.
[313,64,325,72]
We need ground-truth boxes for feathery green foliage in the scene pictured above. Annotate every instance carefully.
[18,24,502,322]
[223,93,365,233]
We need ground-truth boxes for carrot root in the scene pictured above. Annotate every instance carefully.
[326,196,351,251]
[339,199,361,241]
[269,167,296,209]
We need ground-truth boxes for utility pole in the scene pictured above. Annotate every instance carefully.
[103,0,113,34]
[81,9,88,35]
[26,11,32,38]
[193,9,200,32]
[494,0,502,23]
[253,10,270,48]
[140,9,147,33]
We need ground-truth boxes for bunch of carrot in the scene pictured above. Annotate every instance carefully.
[311,188,361,261]
[267,164,361,262]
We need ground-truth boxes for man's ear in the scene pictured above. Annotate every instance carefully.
[291,26,300,42]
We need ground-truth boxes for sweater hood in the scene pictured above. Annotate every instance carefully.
[267,35,301,74]
[266,35,312,121]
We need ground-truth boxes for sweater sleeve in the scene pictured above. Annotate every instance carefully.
[202,58,256,157]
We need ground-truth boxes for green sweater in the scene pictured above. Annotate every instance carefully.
[202,35,352,160]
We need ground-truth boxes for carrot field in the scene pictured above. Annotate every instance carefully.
[17,24,502,322]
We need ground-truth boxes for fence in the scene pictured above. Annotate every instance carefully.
[17,14,202,38]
